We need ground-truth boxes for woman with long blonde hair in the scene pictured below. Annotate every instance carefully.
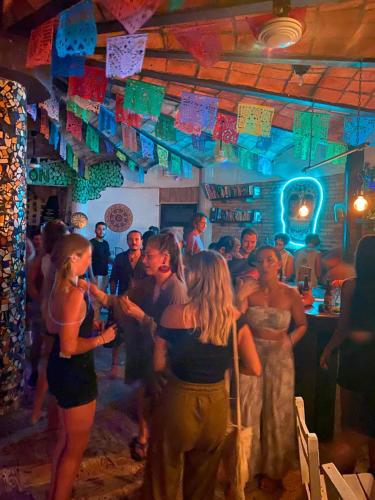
[46,234,116,500]
[142,250,261,500]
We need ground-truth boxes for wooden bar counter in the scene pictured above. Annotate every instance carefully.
[294,290,340,442]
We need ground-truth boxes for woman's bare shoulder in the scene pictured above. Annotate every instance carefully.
[160,304,187,328]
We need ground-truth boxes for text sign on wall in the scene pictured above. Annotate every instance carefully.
[27,163,73,186]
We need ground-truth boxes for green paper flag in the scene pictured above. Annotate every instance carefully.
[293,110,330,161]
[128,160,137,171]
[170,153,181,175]
[124,80,165,118]
[66,143,74,168]
[155,114,176,142]
[325,141,347,165]
[157,145,169,168]
[168,0,184,11]
[86,125,100,153]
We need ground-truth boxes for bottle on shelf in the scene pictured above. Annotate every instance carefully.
[324,280,333,312]
[303,276,310,292]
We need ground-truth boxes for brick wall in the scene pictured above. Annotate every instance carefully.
[211,173,345,250]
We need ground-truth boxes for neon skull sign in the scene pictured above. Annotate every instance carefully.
[280,177,323,247]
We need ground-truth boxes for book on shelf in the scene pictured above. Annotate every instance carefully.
[210,208,262,223]
[203,183,261,200]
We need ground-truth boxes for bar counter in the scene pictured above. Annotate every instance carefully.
[294,289,340,441]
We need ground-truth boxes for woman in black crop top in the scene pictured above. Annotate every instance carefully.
[142,250,261,500]
[45,234,116,500]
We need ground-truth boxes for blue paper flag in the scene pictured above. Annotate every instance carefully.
[140,134,155,159]
[104,139,115,154]
[182,160,193,178]
[78,158,85,178]
[344,115,375,146]
[51,43,85,77]
[49,122,60,150]
[179,92,218,131]
[26,104,37,121]
[138,168,145,184]
[257,156,273,176]
[55,0,97,57]
[98,106,117,136]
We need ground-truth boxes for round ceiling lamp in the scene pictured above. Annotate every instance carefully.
[257,17,304,49]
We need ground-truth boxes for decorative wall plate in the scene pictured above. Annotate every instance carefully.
[105,203,133,232]
[71,211,89,229]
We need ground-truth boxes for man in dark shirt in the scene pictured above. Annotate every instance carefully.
[90,221,111,320]
[109,229,146,377]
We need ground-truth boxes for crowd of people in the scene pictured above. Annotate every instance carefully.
[24,213,374,500]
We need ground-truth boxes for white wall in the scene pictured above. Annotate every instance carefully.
[72,165,200,253]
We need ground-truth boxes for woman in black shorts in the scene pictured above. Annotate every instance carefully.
[321,235,375,473]
[46,234,116,500]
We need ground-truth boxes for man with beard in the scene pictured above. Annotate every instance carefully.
[108,230,145,377]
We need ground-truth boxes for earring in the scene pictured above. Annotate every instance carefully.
[159,264,171,273]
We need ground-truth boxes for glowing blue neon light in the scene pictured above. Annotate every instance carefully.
[280,176,324,248]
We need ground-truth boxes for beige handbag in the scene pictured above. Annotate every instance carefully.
[221,320,252,500]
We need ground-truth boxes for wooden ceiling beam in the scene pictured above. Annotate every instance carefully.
[96,0,344,34]
[95,47,375,68]
[7,0,80,35]
[86,59,374,115]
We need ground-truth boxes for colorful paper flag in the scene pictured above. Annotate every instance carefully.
[325,141,347,165]
[237,104,274,137]
[181,159,193,178]
[49,122,60,150]
[51,43,85,77]
[26,18,56,68]
[343,115,375,146]
[293,110,330,161]
[122,124,138,151]
[179,92,218,131]
[138,167,145,184]
[98,106,117,136]
[173,24,222,68]
[68,66,108,103]
[104,139,115,154]
[140,134,155,159]
[100,0,160,35]
[66,111,83,141]
[40,110,50,138]
[157,145,169,168]
[55,0,97,57]
[175,111,202,136]
[155,114,176,142]
[170,153,181,175]
[86,125,100,153]
[41,95,60,122]
[59,134,67,160]
[124,80,165,118]
[106,34,147,79]
[213,113,239,145]
[26,104,37,121]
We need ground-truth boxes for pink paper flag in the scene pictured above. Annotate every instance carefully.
[66,111,83,141]
[100,0,160,35]
[173,24,222,67]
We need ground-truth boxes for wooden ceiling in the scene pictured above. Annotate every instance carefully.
[2,0,375,170]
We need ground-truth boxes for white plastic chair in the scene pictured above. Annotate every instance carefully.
[295,396,328,500]
[322,463,374,500]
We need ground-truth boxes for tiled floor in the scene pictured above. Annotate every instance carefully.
[0,347,304,499]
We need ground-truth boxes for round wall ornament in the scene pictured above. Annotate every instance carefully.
[105,204,133,232]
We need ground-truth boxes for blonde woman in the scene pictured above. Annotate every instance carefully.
[46,234,116,500]
[142,250,261,500]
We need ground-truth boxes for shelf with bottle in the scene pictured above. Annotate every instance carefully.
[209,207,262,224]
[203,183,261,201]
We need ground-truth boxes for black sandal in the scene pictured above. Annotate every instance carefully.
[129,436,148,461]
